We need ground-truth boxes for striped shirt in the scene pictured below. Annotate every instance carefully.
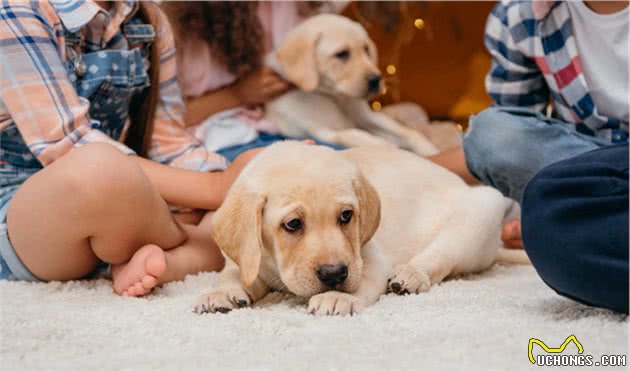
[0,0,227,170]
[484,0,628,143]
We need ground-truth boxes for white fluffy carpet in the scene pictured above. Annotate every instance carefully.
[1,265,627,371]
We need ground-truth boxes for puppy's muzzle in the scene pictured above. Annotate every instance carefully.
[316,264,348,288]
[367,74,382,95]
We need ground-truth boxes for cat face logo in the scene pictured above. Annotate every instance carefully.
[528,335,584,364]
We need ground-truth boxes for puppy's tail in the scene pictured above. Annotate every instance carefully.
[496,248,531,265]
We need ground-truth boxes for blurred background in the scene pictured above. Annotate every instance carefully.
[342,1,495,123]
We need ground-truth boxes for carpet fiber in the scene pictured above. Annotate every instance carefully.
[1,265,627,371]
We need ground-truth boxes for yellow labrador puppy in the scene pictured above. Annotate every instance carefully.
[265,14,439,157]
[194,142,528,316]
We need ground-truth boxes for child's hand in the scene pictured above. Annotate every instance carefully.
[218,148,264,199]
[234,67,290,105]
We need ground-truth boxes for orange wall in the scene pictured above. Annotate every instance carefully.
[344,2,495,120]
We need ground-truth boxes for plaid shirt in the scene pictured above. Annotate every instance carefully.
[484,0,628,143]
[0,0,227,170]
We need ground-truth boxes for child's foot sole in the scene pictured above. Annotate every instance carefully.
[111,244,166,297]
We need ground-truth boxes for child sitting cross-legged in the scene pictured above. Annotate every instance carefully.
[0,0,261,296]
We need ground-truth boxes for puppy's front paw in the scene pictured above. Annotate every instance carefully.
[193,287,251,314]
[308,291,364,316]
[388,264,431,295]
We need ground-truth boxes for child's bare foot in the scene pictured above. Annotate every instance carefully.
[111,244,166,297]
[501,219,523,249]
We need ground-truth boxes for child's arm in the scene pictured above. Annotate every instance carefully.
[138,8,266,209]
[184,85,243,127]
[484,2,549,111]
[134,148,260,211]
[183,67,290,127]
[0,4,255,211]
[0,3,137,166]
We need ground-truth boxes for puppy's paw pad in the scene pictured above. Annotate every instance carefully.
[193,287,251,314]
[388,264,431,295]
[308,291,363,316]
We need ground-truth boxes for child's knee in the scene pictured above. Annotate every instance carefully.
[61,143,149,203]
[463,107,533,182]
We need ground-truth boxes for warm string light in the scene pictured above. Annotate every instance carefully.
[365,12,426,111]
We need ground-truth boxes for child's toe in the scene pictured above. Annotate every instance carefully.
[126,287,135,296]
[142,275,157,289]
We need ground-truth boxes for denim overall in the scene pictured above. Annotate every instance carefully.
[0,17,155,280]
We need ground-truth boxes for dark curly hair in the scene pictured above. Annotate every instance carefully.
[163,1,322,78]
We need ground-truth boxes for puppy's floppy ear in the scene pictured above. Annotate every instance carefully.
[211,183,267,287]
[274,25,322,92]
[353,173,381,245]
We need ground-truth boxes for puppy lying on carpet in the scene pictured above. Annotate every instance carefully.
[194,142,529,316]
[265,14,439,157]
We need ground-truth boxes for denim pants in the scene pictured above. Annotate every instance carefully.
[522,144,629,313]
[216,133,343,163]
[463,107,613,202]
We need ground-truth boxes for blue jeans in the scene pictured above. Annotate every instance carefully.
[1,187,39,281]
[522,145,629,313]
[216,133,343,163]
[463,107,613,202]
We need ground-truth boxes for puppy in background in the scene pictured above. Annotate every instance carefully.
[265,14,439,157]
[194,142,528,316]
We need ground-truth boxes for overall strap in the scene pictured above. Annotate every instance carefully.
[125,2,161,157]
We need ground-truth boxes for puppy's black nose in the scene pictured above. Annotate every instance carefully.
[316,264,348,288]
[367,74,382,93]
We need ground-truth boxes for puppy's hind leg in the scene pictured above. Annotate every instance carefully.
[388,188,506,295]
[388,240,456,295]
[388,229,493,295]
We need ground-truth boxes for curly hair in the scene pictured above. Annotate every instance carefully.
[163,2,322,78]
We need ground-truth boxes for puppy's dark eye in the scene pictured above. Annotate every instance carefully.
[283,218,303,233]
[335,49,350,61]
[364,45,370,55]
[339,210,353,225]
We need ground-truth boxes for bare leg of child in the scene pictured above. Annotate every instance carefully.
[160,212,224,283]
[6,144,221,296]
[111,212,225,296]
